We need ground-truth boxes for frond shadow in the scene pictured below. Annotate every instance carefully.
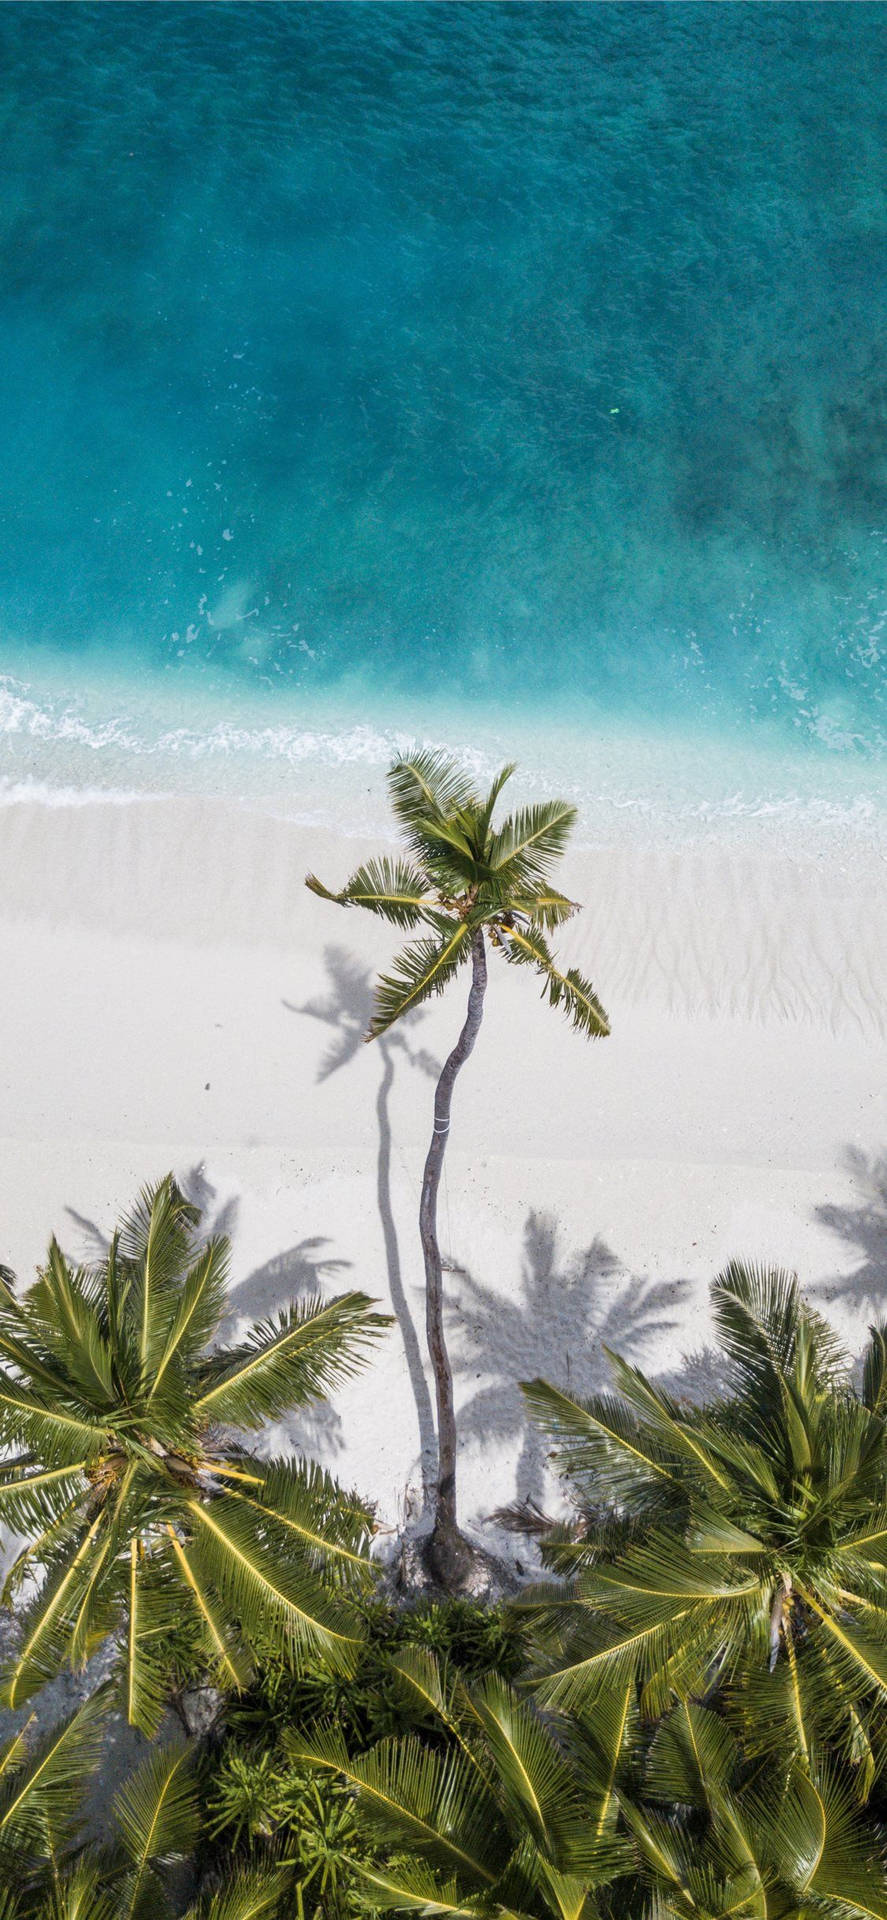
[285,944,440,1515]
[451,1210,692,1513]
[63,1207,111,1260]
[813,1147,887,1313]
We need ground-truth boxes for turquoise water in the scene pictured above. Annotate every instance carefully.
[1,1,886,798]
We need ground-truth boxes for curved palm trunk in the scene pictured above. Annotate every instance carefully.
[420,928,487,1584]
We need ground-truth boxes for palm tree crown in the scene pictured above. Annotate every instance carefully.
[307,750,609,1041]
[520,1264,887,1781]
[0,1177,386,1731]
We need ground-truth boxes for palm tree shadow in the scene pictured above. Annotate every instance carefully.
[179,1164,352,1459]
[453,1211,692,1514]
[812,1147,887,1313]
[284,944,441,1518]
[64,1164,241,1266]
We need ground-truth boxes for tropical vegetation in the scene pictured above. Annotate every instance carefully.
[519,1261,887,1784]
[0,1176,386,1731]
[307,750,609,1584]
[0,1690,286,1917]
[291,1648,887,1920]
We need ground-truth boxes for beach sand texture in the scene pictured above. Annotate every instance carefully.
[1,791,885,1555]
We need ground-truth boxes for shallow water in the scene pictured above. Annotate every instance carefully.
[1,1,886,802]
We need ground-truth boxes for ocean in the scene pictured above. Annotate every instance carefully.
[1,1,885,840]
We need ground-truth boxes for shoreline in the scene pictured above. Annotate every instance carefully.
[2,789,885,1547]
[3,662,887,858]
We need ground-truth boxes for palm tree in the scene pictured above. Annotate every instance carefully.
[0,1693,107,1907]
[0,1707,287,1918]
[0,1176,387,1732]
[291,1648,887,1920]
[519,1262,887,1785]
[306,751,609,1584]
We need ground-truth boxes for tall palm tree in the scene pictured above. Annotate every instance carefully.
[519,1262,887,1786]
[306,751,609,1584]
[292,1648,887,1920]
[0,1176,386,1731]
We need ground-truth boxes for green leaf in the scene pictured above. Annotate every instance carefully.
[387,753,479,834]
[236,1455,374,1578]
[118,1176,201,1389]
[367,921,474,1038]
[0,1375,106,1468]
[114,1742,200,1920]
[863,1324,887,1417]
[500,925,609,1039]
[0,1692,106,1859]
[488,802,578,890]
[1,1513,109,1709]
[354,1862,489,1918]
[306,857,437,930]
[194,1290,386,1428]
[183,1868,290,1920]
[470,1676,578,1853]
[520,1377,677,1502]
[185,1493,362,1672]
[147,1236,230,1408]
[290,1724,506,1885]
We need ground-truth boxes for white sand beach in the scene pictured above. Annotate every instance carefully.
[1,789,885,1554]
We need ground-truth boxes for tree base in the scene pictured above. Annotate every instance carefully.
[392,1525,520,1603]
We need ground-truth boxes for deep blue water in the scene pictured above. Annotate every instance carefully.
[1,1,886,761]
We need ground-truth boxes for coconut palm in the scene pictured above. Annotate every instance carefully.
[306,751,609,1584]
[0,1176,386,1732]
[291,1648,627,1920]
[519,1262,887,1785]
[0,1714,287,1919]
[292,1648,887,1920]
[0,1693,106,1905]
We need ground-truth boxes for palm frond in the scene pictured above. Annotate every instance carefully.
[306,857,437,930]
[511,889,578,932]
[645,1699,738,1811]
[520,1378,678,1509]
[147,1236,230,1410]
[0,1693,106,1861]
[184,1494,362,1672]
[603,1352,732,1495]
[194,1291,386,1429]
[0,1375,107,1468]
[354,1860,489,1918]
[183,1867,290,1920]
[118,1176,201,1388]
[794,1582,887,1701]
[710,1260,846,1400]
[114,1741,200,1920]
[237,1456,374,1578]
[117,1536,203,1735]
[290,1725,506,1888]
[367,922,473,1039]
[1,1514,110,1709]
[499,925,609,1039]
[29,1244,115,1406]
[477,763,516,842]
[487,802,577,890]
[162,1527,252,1704]
[470,1676,578,1854]
[387,753,479,832]
[762,1765,887,1915]
[0,1464,88,1537]
[387,1649,483,1765]
[863,1324,887,1417]
[38,1861,118,1920]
